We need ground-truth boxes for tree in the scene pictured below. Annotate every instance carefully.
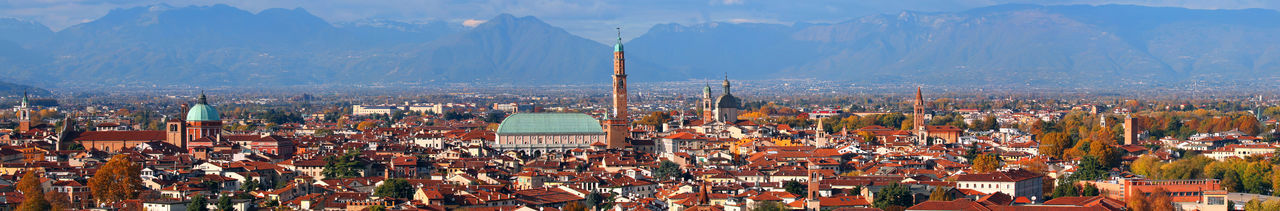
[654,160,682,181]
[1081,184,1099,196]
[873,183,913,210]
[216,195,233,211]
[374,178,414,199]
[929,187,951,201]
[1147,188,1176,211]
[322,149,366,179]
[240,179,260,192]
[367,205,387,211]
[751,201,786,211]
[562,202,587,211]
[972,154,1002,173]
[1051,179,1080,198]
[1038,132,1070,158]
[188,194,209,211]
[637,111,675,126]
[783,180,807,197]
[1131,155,1162,178]
[1088,140,1119,168]
[1223,170,1243,192]
[88,154,143,204]
[1070,156,1107,181]
[16,171,50,211]
[356,120,378,132]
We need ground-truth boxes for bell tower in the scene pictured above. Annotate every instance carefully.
[606,28,631,149]
[16,91,30,133]
[914,87,927,144]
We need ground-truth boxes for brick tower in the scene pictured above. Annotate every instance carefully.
[606,28,631,149]
[914,87,926,143]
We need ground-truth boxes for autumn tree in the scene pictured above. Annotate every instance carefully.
[1237,115,1261,135]
[1130,155,1162,178]
[972,154,1002,173]
[929,187,951,201]
[1146,188,1176,211]
[88,154,143,204]
[16,171,50,211]
[636,111,674,126]
[1038,132,1070,159]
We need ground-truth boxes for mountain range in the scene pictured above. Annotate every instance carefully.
[1,4,1280,88]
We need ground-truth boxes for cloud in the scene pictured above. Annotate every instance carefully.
[722,0,744,5]
[462,19,486,27]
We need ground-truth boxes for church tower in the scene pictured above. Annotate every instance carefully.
[806,162,822,210]
[605,29,631,149]
[914,87,927,144]
[16,91,30,133]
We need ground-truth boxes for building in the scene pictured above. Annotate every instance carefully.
[913,87,926,144]
[605,31,631,149]
[353,105,397,116]
[1124,116,1139,145]
[73,93,222,153]
[923,125,963,144]
[699,76,743,124]
[184,93,222,149]
[494,113,606,154]
[15,92,31,133]
[954,169,1045,202]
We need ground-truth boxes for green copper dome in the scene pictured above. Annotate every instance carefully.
[186,94,220,122]
[614,40,623,52]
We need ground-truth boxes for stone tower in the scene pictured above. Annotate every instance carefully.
[606,29,631,149]
[914,87,926,143]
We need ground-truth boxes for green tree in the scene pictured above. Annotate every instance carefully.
[783,180,807,197]
[367,205,387,211]
[1223,170,1243,192]
[322,149,366,179]
[188,194,209,211]
[873,183,913,210]
[1082,184,1099,196]
[374,178,414,199]
[1070,156,1107,181]
[240,179,260,192]
[654,161,682,180]
[16,171,50,211]
[216,195,233,211]
[1052,179,1080,198]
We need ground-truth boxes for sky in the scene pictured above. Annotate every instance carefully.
[2,0,1279,44]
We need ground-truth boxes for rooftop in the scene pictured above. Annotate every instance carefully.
[496,113,605,135]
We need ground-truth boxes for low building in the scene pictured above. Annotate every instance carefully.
[494,113,606,154]
[954,169,1044,202]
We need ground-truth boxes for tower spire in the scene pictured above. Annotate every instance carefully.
[198,91,208,105]
[722,73,731,95]
[20,90,28,107]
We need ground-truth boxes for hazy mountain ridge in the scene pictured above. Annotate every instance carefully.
[0,4,1278,87]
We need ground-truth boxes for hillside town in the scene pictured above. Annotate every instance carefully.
[1,35,1278,211]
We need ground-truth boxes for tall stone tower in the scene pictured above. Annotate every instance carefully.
[914,87,926,143]
[606,29,631,149]
[16,91,30,133]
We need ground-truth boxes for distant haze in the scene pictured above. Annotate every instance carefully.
[0,3,1279,89]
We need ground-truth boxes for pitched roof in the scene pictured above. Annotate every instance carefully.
[496,113,604,135]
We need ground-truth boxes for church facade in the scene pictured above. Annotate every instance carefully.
[73,93,223,153]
